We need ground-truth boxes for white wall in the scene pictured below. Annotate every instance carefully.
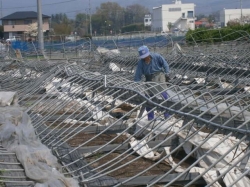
[144,15,152,26]
[152,3,195,32]
[220,9,250,27]
[152,7,163,32]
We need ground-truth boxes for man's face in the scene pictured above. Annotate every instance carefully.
[142,55,151,64]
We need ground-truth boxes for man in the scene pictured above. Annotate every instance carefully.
[134,45,170,120]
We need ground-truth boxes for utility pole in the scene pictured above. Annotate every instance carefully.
[240,0,243,24]
[85,9,88,35]
[37,0,44,52]
[89,0,92,37]
[0,0,2,20]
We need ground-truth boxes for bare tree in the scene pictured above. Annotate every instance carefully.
[227,15,250,26]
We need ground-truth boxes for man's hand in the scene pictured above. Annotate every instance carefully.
[165,74,171,82]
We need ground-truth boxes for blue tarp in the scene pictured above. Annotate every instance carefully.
[10,35,184,52]
[11,41,29,51]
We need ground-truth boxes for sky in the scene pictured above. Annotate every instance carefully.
[1,0,250,19]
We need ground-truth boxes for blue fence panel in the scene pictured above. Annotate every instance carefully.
[11,41,28,51]
[9,35,185,53]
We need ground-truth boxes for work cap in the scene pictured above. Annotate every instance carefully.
[138,45,150,59]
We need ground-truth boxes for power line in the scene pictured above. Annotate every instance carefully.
[193,0,250,14]
[1,0,77,10]
[3,0,248,20]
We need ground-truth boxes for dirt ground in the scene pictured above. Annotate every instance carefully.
[67,132,128,146]
[66,130,202,187]
[45,102,205,187]
[86,152,171,178]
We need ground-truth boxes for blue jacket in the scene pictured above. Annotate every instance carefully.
[134,53,170,82]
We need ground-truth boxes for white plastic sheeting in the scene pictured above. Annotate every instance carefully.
[96,46,120,56]
[132,113,250,186]
[0,91,18,106]
[222,168,250,187]
[178,127,250,187]
[178,128,249,169]
[167,89,249,121]
[164,147,186,173]
[190,167,221,187]
[0,92,79,187]
[135,116,183,140]
[109,62,124,72]
[79,100,108,120]
[129,138,155,159]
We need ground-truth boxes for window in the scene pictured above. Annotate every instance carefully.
[145,19,148,22]
[189,20,194,23]
[182,13,185,18]
[169,7,181,12]
[24,20,32,24]
[187,11,193,18]
[8,20,15,25]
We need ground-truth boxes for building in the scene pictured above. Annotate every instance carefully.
[151,0,196,33]
[195,18,214,28]
[144,14,152,27]
[220,8,250,27]
[1,11,50,40]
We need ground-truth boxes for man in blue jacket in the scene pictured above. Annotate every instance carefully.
[134,45,170,120]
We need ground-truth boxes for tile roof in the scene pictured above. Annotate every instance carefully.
[1,11,50,20]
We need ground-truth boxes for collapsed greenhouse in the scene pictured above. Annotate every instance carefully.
[0,31,250,187]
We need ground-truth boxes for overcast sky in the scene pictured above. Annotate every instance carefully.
[1,0,250,19]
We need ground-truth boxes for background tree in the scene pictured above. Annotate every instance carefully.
[51,13,70,26]
[196,14,206,21]
[242,15,250,24]
[0,26,3,39]
[50,3,151,36]
[211,11,220,22]
[207,14,216,23]
[51,13,72,35]
[227,15,250,26]
[53,24,71,35]
[75,13,88,36]
[124,4,150,25]
[95,2,124,35]
[227,20,241,27]
[167,22,173,31]
[91,14,104,35]
[121,23,145,33]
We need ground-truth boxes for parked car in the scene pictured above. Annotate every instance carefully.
[65,35,80,42]
[6,36,20,43]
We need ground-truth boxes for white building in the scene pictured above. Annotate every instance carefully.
[151,0,196,33]
[144,14,152,27]
[220,8,250,27]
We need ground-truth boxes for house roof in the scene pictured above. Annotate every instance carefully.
[195,21,203,25]
[199,18,209,22]
[1,11,50,20]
